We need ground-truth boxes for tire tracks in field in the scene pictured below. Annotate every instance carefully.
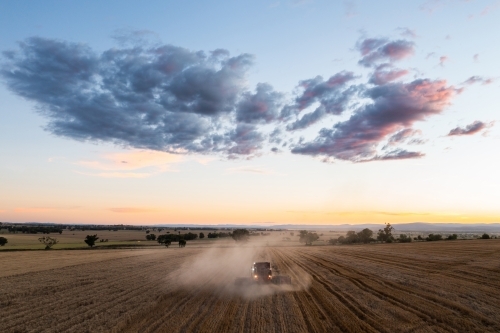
[298,249,500,332]
[335,249,500,290]
[2,250,191,333]
[274,248,387,332]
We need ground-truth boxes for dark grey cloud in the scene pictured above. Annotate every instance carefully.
[447,121,491,136]
[227,124,264,157]
[283,72,358,130]
[1,36,466,164]
[292,79,456,162]
[357,38,415,67]
[1,37,267,156]
[236,83,283,123]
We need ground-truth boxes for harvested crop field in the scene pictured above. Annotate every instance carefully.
[2,240,500,333]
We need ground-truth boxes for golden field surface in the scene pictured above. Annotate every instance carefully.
[1,240,500,332]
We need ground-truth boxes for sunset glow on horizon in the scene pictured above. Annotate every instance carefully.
[1,1,499,226]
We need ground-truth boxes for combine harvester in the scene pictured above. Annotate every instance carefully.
[235,262,292,286]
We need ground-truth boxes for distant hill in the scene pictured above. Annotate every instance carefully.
[3,221,500,232]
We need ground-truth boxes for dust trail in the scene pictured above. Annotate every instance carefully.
[175,244,311,299]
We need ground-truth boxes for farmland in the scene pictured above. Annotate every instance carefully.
[1,240,500,332]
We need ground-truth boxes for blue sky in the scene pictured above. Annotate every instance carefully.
[0,0,499,225]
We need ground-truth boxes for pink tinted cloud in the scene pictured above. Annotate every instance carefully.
[462,76,495,86]
[369,67,409,85]
[439,56,449,67]
[357,38,415,67]
[292,79,457,162]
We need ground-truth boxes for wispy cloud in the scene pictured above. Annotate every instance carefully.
[76,150,182,178]
[447,121,493,136]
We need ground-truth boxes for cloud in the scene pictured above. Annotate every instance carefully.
[447,121,492,136]
[1,37,267,157]
[462,76,494,85]
[439,55,449,67]
[397,27,418,39]
[473,54,479,62]
[283,72,358,130]
[227,124,265,157]
[76,150,182,177]
[357,38,415,67]
[385,128,422,147]
[292,79,456,162]
[236,83,283,123]
[343,1,357,17]
[369,65,409,85]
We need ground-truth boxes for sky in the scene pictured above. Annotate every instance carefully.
[0,0,499,225]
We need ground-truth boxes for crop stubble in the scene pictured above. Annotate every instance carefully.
[1,241,500,332]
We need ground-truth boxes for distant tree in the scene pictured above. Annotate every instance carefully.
[481,233,490,239]
[446,234,458,240]
[84,234,99,248]
[417,235,423,241]
[179,239,186,247]
[345,231,358,244]
[328,238,336,245]
[377,223,394,243]
[298,230,319,246]
[183,232,198,241]
[426,234,443,241]
[58,230,63,234]
[146,230,150,234]
[231,229,250,242]
[357,228,374,243]
[199,232,205,239]
[398,234,412,243]
[0,237,7,246]
[157,234,173,247]
[38,236,59,250]
[146,234,156,241]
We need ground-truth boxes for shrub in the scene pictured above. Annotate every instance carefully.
[84,234,99,247]
[146,234,156,241]
[446,234,458,240]
[179,239,186,247]
[38,236,59,250]
[481,233,490,239]
[0,237,7,246]
[199,232,205,239]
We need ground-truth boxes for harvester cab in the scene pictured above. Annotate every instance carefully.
[252,262,272,282]
[235,261,291,286]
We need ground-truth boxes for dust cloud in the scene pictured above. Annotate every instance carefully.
[175,242,311,299]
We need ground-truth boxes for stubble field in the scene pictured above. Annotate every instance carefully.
[1,240,500,333]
